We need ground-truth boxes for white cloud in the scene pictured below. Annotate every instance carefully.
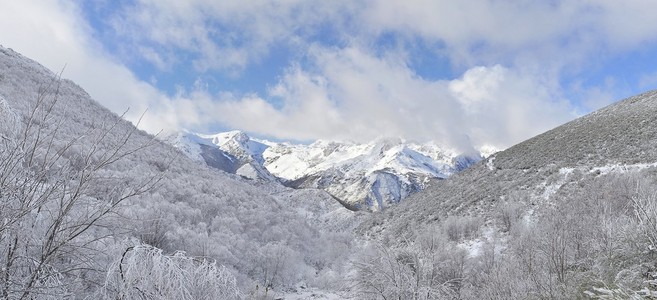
[0,1,157,127]
[2,0,655,153]
[361,0,657,70]
[109,0,356,73]
[109,0,588,73]
[214,47,576,151]
[448,65,575,148]
[568,76,622,113]
[103,1,657,105]
[639,72,657,91]
[138,46,169,71]
[0,0,234,135]
[0,0,584,151]
[214,68,347,141]
[364,1,574,48]
[590,0,657,49]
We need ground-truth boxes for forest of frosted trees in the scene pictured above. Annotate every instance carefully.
[352,172,657,299]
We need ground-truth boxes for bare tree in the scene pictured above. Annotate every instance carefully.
[0,75,161,298]
[631,181,657,252]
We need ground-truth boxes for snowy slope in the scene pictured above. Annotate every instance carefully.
[351,89,657,299]
[171,132,484,211]
[0,45,357,296]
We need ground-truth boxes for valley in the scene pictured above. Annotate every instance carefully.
[2,45,657,299]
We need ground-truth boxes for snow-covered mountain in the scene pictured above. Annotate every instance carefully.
[166,130,278,181]
[0,45,357,298]
[168,131,484,211]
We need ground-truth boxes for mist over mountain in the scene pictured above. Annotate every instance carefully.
[354,89,657,299]
[365,90,657,229]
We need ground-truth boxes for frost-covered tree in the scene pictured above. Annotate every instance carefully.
[0,95,20,141]
[352,227,467,300]
[0,79,159,298]
[98,245,242,300]
[632,181,657,251]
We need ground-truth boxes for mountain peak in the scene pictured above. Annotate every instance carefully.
[199,130,251,146]
[370,136,405,153]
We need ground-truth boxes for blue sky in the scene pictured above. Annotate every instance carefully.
[1,1,657,151]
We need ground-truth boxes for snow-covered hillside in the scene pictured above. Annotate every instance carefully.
[353,89,657,299]
[169,131,484,211]
[0,45,358,299]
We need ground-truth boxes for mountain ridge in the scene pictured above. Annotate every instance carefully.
[362,89,657,234]
[168,130,486,210]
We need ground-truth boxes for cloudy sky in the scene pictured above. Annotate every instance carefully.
[1,1,657,152]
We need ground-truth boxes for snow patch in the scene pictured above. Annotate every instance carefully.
[276,286,348,300]
[459,238,484,258]
[486,156,496,171]
[538,162,657,203]
[477,144,501,158]
[589,162,657,175]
